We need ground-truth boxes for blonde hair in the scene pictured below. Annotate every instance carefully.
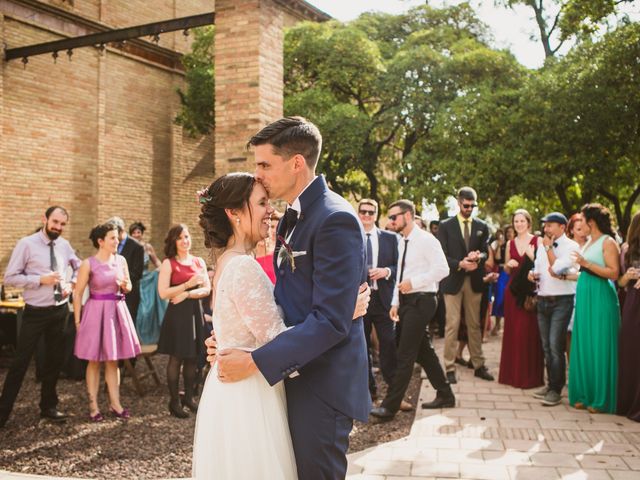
[512,209,533,230]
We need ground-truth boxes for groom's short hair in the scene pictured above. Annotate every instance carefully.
[248,116,322,169]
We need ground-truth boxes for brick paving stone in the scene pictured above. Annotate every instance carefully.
[557,467,615,479]
[482,449,532,465]
[503,439,550,452]
[531,452,581,468]
[577,454,629,470]
[507,466,560,479]
[362,459,413,476]
[459,464,510,479]
[411,461,459,478]
[609,471,640,480]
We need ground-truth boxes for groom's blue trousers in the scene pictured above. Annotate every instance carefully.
[286,375,353,479]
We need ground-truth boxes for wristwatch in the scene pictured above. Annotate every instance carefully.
[544,245,552,252]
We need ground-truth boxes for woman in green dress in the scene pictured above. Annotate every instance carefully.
[569,203,621,414]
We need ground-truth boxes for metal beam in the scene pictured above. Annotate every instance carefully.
[4,12,215,61]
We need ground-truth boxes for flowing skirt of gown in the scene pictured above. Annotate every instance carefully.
[192,365,298,479]
[568,273,620,412]
[617,286,640,421]
[498,281,544,389]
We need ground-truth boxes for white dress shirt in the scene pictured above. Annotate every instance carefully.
[277,177,317,267]
[391,226,450,306]
[364,227,392,290]
[534,234,580,296]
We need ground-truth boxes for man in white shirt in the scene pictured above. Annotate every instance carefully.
[530,212,580,406]
[370,200,455,420]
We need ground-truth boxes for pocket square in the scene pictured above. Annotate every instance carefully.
[476,230,483,236]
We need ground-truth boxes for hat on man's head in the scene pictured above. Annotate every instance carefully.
[541,212,568,225]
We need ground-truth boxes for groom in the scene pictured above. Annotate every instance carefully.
[214,116,370,478]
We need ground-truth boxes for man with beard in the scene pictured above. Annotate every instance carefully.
[0,206,80,428]
[370,199,455,421]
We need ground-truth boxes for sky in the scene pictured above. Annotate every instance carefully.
[309,0,640,69]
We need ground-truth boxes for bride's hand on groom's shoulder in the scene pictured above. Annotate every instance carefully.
[205,332,217,366]
[353,283,370,320]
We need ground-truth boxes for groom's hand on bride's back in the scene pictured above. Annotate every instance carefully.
[353,282,370,320]
[205,332,217,366]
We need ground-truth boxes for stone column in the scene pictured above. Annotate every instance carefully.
[214,0,284,176]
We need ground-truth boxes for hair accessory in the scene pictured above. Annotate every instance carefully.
[197,187,212,205]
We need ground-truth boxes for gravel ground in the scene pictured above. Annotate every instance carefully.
[0,355,419,479]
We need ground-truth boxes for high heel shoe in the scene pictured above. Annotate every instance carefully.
[181,396,199,413]
[168,401,189,418]
[110,407,131,419]
[89,411,104,422]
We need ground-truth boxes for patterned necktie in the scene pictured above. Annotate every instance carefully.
[49,241,63,302]
[366,233,373,286]
[463,220,470,251]
[399,239,409,283]
[284,208,298,237]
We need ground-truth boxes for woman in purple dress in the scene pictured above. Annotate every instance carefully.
[617,212,640,422]
[73,222,141,421]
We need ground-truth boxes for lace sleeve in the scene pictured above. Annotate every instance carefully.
[229,256,287,346]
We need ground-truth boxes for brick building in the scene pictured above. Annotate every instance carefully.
[0,0,329,272]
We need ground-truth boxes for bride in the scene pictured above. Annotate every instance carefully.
[192,172,367,479]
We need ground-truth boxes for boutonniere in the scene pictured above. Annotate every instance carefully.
[277,235,306,272]
[476,230,483,237]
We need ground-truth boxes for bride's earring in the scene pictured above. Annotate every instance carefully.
[235,217,240,225]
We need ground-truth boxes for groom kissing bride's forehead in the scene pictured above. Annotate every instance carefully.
[197,116,371,479]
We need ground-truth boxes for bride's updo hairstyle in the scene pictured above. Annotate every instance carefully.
[199,172,256,250]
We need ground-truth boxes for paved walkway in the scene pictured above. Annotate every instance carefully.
[347,335,640,480]
[2,335,639,479]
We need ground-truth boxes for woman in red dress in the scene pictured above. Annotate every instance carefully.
[499,209,545,389]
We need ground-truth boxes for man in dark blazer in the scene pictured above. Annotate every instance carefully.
[108,217,144,325]
[437,187,494,384]
[357,198,398,402]
[214,117,370,479]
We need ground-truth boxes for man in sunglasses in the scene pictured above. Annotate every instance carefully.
[437,187,493,384]
[356,199,400,405]
[370,199,455,420]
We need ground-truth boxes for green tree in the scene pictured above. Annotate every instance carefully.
[174,26,215,136]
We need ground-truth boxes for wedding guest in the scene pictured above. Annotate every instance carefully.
[414,216,426,230]
[255,210,281,284]
[107,217,145,326]
[370,200,454,420]
[74,223,141,421]
[0,206,80,428]
[499,209,544,389]
[617,211,640,422]
[489,226,512,336]
[157,224,211,418]
[569,204,620,413]
[567,214,588,247]
[129,222,167,345]
[566,213,588,359]
[437,187,493,384]
[530,213,580,406]
[356,199,399,404]
[429,220,439,237]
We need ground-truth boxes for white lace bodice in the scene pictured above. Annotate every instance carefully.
[212,255,287,351]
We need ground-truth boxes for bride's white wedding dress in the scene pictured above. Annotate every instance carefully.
[192,255,297,479]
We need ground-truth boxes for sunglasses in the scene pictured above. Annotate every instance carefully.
[460,203,477,210]
[388,211,407,221]
[359,210,376,217]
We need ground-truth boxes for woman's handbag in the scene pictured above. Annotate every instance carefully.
[523,294,538,313]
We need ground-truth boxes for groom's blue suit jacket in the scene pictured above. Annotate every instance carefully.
[252,176,371,422]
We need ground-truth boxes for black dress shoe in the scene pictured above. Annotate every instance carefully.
[40,408,68,422]
[474,366,495,381]
[422,394,456,409]
[454,357,469,367]
[370,406,396,420]
[446,371,457,384]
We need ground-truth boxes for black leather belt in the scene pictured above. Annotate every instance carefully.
[400,292,436,298]
[25,303,67,311]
